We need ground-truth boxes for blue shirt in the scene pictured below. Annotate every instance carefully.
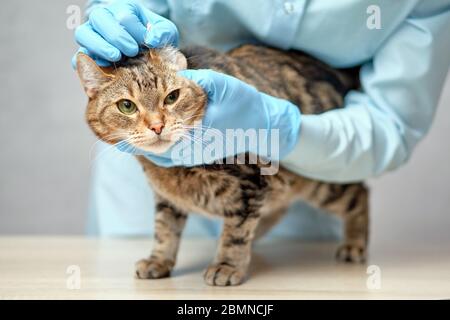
[85,0,450,236]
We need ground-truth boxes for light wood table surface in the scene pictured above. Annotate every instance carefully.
[0,236,449,299]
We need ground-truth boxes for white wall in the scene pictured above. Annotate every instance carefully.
[0,0,92,234]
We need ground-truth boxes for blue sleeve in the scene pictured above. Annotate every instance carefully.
[282,5,450,182]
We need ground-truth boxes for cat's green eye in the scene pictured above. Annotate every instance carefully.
[117,99,137,115]
[164,89,180,105]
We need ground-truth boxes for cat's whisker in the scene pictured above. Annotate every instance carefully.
[179,125,215,133]
[89,136,138,166]
[180,125,210,130]
[113,136,145,162]
[116,143,137,162]
[179,115,204,122]
[180,134,209,149]
[181,127,222,140]
[180,134,210,169]
[175,130,213,146]
[88,133,130,160]
[89,144,120,168]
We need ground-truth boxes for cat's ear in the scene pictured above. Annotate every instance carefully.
[151,47,187,71]
[76,53,115,99]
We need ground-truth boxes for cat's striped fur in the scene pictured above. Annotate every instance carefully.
[77,45,368,286]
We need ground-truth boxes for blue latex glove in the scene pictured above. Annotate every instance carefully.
[121,69,301,167]
[72,0,179,67]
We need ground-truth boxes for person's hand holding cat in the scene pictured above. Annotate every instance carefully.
[135,69,302,167]
[72,0,178,67]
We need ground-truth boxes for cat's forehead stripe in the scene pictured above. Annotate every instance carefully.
[130,66,159,90]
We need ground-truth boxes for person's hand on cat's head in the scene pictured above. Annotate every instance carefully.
[72,0,179,68]
[129,69,302,167]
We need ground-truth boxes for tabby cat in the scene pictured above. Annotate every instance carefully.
[76,45,368,286]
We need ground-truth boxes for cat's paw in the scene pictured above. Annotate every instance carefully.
[335,243,367,263]
[203,263,247,286]
[135,258,173,279]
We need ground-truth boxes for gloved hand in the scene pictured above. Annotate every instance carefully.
[122,69,302,167]
[72,0,179,67]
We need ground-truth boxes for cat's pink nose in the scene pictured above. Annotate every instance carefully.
[150,123,165,135]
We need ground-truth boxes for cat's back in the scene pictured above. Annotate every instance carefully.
[182,44,359,115]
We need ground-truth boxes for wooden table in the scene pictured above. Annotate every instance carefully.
[0,237,449,299]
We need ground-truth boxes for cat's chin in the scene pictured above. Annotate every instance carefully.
[136,139,175,155]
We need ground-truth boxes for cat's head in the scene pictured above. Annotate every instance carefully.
[76,47,207,154]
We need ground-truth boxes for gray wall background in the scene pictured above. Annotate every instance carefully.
[0,1,449,248]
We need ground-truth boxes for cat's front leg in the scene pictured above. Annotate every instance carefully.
[136,196,187,279]
[204,214,260,286]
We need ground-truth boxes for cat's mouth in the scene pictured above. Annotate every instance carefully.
[133,134,177,154]
[126,126,191,155]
